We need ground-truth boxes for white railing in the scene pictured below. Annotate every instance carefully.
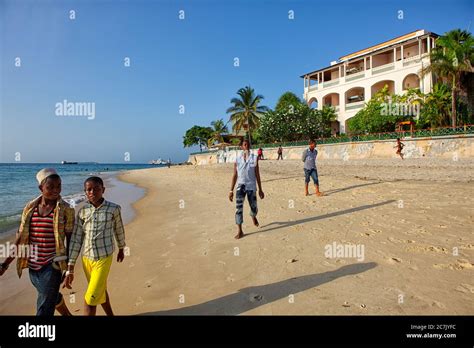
[372,62,395,74]
[345,100,365,110]
[322,78,340,88]
[344,70,365,81]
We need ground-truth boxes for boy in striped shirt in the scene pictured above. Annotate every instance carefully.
[0,168,74,316]
[64,176,126,316]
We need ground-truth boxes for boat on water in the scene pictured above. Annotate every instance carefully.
[149,158,169,165]
[61,161,78,165]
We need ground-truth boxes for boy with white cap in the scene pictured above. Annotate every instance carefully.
[0,168,74,316]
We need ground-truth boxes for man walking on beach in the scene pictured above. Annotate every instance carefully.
[302,139,324,197]
[229,139,264,239]
[64,176,126,316]
[0,168,73,316]
[277,146,283,160]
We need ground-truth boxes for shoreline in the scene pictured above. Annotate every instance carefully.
[0,169,147,240]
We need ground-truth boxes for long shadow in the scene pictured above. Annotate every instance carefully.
[139,262,377,315]
[263,175,301,183]
[250,200,395,235]
[323,182,382,196]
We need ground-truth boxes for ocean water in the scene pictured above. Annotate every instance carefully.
[0,163,160,234]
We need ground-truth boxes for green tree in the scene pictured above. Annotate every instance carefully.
[226,86,269,147]
[207,119,229,147]
[257,104,335,143]
[418,83,452,128]
[183,125,213,152]
[275,91,303,113]
[347,86,410,133]
[421,29,474,127]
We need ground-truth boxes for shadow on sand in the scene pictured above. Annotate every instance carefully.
[139,262,377,315]
[249,200,395,236]
[323,181,382,196]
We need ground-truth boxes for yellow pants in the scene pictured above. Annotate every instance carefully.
[82,255,113,306]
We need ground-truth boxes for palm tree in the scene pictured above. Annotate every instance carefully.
[422,83,452,127]
[226,86,269,147]
[207,119,229,147]
[421,29,474,128]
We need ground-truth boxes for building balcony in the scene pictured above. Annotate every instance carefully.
[372,62,395,74]
[345,100,364,111]
[322,78,340,88]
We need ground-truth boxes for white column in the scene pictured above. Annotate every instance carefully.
[401,45,404,60]
[393,47,396,62]
[427,37,431,54]
[418,39,421,56]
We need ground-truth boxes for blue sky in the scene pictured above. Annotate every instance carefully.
[1,0,472,163]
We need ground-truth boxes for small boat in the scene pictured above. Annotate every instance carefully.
[61,161,78,164]
[149,158,168,165]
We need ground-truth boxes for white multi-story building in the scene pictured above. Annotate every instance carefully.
[301,29,438,134]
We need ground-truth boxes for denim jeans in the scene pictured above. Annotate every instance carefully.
[28,263,63,316]
[304,168,319,185]
[235,184,258,225]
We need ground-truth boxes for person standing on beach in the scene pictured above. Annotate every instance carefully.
[395,138,405,160]
[64,176,126,316]
[0,168,74,316]
[277,146,283,160]
[302,139,324,197]
[229,139,265,239]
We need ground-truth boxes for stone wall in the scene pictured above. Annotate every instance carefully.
[188,135,474,165]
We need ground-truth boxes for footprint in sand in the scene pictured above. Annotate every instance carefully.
[461,244,474,250]
[165,262,172,268]
[387,257,402,264]
[129,262,135,268]
[455,283,474,293]
[226,274,235,282]
[135,297,144,306]
[406,245,448,254]
[249,293,264,302]
[145,280,152,288]
[434,259,474,270]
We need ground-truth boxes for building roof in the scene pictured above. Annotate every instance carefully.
[300,29,439,78]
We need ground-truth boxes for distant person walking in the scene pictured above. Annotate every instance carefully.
[277,146,283,160]
[395,138,405,160]
[229,139,264,239]
[257,148,264,160]
[302,139,324,197]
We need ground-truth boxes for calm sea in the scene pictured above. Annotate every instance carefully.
[0,163,160,234]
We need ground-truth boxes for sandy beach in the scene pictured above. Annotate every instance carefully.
[1,158,473,315]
